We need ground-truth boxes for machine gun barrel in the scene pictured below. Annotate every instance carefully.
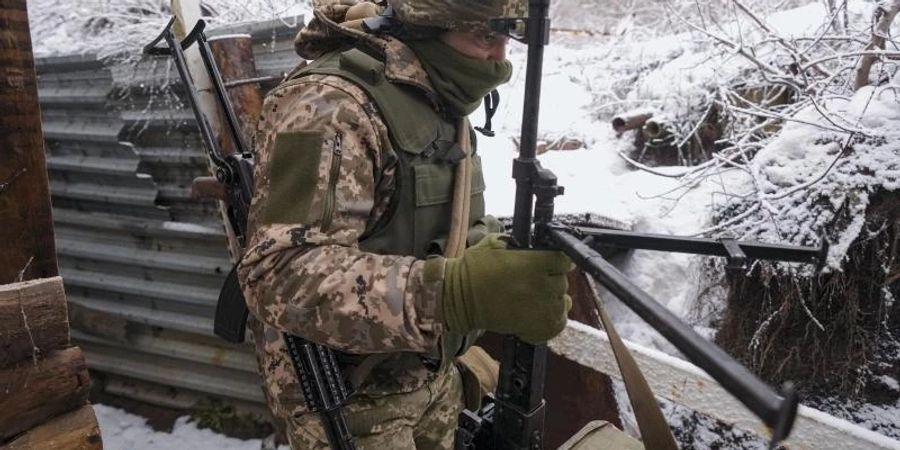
[547,228,799,443]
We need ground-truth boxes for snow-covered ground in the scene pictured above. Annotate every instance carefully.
[26,0,900,448]
[94,404,286,450]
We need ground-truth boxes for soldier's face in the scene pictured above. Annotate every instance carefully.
[441,30,509,61]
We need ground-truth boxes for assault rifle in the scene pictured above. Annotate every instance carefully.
[144,18,356,450]
[454,1,827,449]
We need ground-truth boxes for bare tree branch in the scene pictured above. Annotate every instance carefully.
[855,0,900,90]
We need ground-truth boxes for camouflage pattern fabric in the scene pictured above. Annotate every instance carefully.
[237,4,466,446]
[285,363,463,449]
[391,0,527,33]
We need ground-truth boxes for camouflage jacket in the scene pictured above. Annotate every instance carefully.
[238,2,455,418]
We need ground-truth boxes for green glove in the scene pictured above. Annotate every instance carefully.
[439,233,574,344]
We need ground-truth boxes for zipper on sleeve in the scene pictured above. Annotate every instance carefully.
[320,132,343,232]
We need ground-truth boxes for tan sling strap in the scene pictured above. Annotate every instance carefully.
[444,118,473,259]
[585,273,679,450]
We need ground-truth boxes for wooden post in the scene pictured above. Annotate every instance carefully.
[0,277,70,366]
[0,347,92,440]
[207,35,265,260]
[208,35,263,157]
[1,277,99,447]
[1,405,102,450]
[0,0,59,284]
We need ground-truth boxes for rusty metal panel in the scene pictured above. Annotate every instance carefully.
[34,17,305,412]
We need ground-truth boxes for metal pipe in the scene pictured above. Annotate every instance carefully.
[612,112,653,134]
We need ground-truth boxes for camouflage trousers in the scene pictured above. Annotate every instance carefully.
[286,364,464,449]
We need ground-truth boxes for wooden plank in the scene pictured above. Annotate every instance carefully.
[1,405,102,450]
[0,347,91,440]
[0,277,70,367]
[549,321,900,450]
[0,0,59,284]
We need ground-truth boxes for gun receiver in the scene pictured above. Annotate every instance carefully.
[145,18,356,450]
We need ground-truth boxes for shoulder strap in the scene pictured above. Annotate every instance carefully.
[587,273,679,450]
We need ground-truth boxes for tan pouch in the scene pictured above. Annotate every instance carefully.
[455,345,499,410]
[557,420,645,450]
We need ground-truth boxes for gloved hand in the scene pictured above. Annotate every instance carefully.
[439,233,574,344]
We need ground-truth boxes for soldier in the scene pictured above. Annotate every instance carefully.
[237,1,573,448]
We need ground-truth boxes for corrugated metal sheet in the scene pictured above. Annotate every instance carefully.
[36,16,305,412]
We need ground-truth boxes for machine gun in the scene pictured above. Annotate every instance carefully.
[454,1,827,449]
[144,18,356,450]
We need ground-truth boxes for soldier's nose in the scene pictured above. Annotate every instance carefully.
[488,36,509,61]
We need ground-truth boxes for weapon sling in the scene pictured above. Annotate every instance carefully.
[144,18,355,450]
[585,274,678,450]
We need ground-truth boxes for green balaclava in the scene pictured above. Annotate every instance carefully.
[405,39,512,118]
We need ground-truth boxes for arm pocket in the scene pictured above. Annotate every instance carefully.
[261,131,324,225]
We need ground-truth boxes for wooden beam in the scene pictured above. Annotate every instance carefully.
[0,277,70,367]
[208,35,263,157]
[0,347,91,440]
[0,0,59,284]
[206,35,264,261]
[1,405,102,450]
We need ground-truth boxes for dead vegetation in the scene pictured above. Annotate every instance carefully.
[716,191,900,396]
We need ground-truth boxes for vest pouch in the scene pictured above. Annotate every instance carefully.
[414,155,486,257]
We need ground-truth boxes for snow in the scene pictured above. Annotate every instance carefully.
[162,220,221,235]
[94,404,286,450]
[883,376,900,393]
[718,84,900,273]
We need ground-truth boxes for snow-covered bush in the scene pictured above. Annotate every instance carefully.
[28,0,309,59]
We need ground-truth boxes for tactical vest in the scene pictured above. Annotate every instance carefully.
[289,46,485,377]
